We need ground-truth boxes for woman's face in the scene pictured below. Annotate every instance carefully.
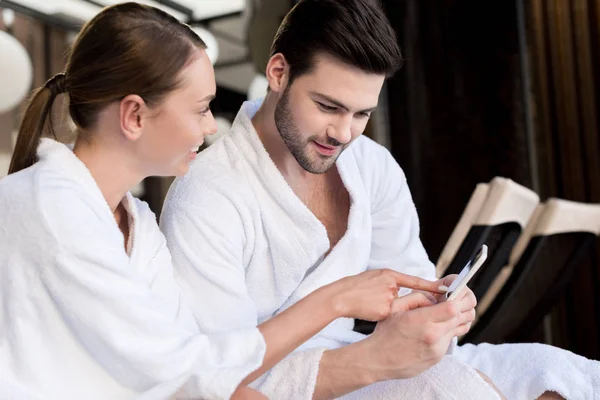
[136,48,218,177]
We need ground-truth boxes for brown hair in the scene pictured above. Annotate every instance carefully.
[8,2,205,174]
[270,0,402,85]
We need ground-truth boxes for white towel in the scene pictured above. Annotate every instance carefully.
[0,139,266,400]
[341,356,501,400]
[255,350,500,400]
[456,342,600,399]
[161,99,600,399]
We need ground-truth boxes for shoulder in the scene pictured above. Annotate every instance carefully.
[0,161,101,219]
[343,135,408,191]
[0,162,115,255]
[163,144,255,218]
[345,136,405,178]
[0,163,49,239]
[0,163,38,201]
[346,135,394,162]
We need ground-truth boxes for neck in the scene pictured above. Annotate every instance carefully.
[73,137,143,214]
[252,94,319,187]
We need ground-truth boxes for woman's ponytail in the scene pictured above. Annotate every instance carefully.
[8,73,66,174]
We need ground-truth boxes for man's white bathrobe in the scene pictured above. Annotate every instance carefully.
[0,139,266,400]
[161,100,600,400]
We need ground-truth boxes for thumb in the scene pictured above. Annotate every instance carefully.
[391,291,436,313]
[440,274,459,287]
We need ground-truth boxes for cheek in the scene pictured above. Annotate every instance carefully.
[294,108,330,137]
[352,119,369,138]
[147,115,190,161]
[162,113,197,145]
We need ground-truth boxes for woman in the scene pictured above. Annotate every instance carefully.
[0,3,443,399]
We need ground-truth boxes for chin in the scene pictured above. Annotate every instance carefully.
[177,167,190,177]
[173,163,191,177]
[306,158,337,174]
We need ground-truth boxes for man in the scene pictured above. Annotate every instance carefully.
[160,0,599,399]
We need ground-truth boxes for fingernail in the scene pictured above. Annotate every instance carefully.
[438,285,449,292]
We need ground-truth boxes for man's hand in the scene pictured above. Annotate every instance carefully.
[312,275,477,399]
[433,274,477,335]
[358,290,475,381]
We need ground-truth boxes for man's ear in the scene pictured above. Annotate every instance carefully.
[120,94,148,142]
[265,53,290,93]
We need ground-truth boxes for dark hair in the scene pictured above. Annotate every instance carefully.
[9,2,205,174]
[270,0,402,85]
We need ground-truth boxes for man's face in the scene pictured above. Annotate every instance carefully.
[274,53,385,174]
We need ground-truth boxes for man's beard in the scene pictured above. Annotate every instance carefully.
[274,87,345,174]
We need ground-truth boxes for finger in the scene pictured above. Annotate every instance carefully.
[389,270,444,293]
[433,294,446,303]
[412,290,439,304]
[455,289,477,312]
[447,286,473,307]
[418,300,461,323]
[437,324,459,353]
[454,321,472,337]
[441,274,459,287]
[458,308,476,325]
[391,292,436,313]
[456,285,474,301]
[433,292,447,303]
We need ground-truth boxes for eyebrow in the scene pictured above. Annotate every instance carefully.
[198,94,216,103]
[310,91,377,114]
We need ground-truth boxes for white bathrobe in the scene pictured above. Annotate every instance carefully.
[0,139,266,400]
[161,100,600,400]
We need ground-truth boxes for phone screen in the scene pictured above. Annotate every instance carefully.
[445,245,487,301]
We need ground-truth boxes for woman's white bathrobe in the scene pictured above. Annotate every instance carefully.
[0,139,265,400]
[161,100,600,400]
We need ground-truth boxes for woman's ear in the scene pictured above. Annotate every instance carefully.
[120,94,147,141]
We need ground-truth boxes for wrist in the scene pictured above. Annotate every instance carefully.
[314,345,376,400]
[326,340,381,387]
[318,281,349,319]
[350,337,385,384]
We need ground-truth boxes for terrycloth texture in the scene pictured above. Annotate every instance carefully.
[0,139,266,400]
[161,99,600,399]
[455,343,600,400]
[341,356,501,400]
[256,351,500,400]
[254,347,328,399]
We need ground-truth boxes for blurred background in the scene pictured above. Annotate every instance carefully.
[1,0,599,360]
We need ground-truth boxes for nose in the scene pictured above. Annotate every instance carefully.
[205,113,218,136]
[328,114,353,145]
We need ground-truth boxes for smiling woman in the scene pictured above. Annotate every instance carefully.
[0,3,257,399]
[8,3,216,178]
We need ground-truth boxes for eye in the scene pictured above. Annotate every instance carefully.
[317,102,338,113]
[198,106,211,115]
[356,112,371,119]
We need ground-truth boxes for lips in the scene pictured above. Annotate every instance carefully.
[313,141,338,156]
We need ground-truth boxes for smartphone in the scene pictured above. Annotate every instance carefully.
[445,244,488,301]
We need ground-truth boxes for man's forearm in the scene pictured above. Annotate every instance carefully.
[313,340,379,400]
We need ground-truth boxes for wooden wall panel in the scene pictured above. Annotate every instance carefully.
[383,0,600,358]
[525,0,600,359]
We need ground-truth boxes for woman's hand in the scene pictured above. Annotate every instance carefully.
[231,386,269,400]
[325,269,443,322]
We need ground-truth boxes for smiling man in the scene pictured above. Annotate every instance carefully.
[160,0,599,399]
